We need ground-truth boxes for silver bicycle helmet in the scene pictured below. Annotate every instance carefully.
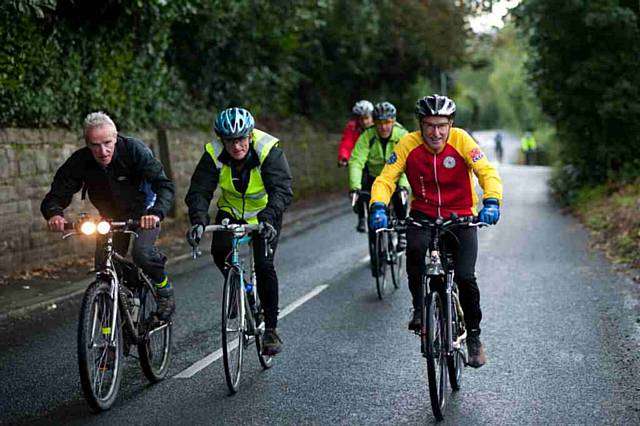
[352,100,374,117]
[214,107,255,139]
[415,94,456,118]
[373,101,397,120]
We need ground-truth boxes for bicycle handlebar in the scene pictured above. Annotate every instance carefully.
[61,218,148,239]
[397,216,489,232]
[203,222,261,235]
[350,190,371,208]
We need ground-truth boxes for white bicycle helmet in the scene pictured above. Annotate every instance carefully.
[415,94,456,118]
[352,100,374,117]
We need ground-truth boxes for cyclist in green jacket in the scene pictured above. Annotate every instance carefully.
[349,102,410,274]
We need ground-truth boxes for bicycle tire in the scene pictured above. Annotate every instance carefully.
[447,283,466,391]
[375,232,389,299]
[253,298,274,369]
[425,290,447,421]
[222,269,244,393]
[390,231,403,289]
[77,280,123,412]
[138,286,172,382]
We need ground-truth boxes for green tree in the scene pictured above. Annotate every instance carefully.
[515,0,640,184]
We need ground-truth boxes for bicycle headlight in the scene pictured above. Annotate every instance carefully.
[80,221,97,235]
[96,221,111,235]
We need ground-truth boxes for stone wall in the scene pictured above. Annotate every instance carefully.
[0,125,345,275]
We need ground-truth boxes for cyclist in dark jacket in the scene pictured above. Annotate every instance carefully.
[185,107,293,356]
[41,111,176,320]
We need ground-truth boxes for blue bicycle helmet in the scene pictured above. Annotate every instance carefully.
[214,107,255,139]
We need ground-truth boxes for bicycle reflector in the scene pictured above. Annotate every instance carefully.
[80,221,97,235]
[96,221,111,235]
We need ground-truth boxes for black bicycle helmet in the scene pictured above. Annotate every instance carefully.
[373,101,397,120]
[415,94,456,119]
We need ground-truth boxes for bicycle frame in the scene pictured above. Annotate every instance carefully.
[203,221,263,333]
[408,216,484,357]
[64,221,167,346]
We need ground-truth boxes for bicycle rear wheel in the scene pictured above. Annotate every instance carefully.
[424,290,447,421]
[78,280,123,412]
[222,269,244,393]
[138,286,172,382]
[375,232,390,299]
[253,298,274,369]
[390,232,403,289]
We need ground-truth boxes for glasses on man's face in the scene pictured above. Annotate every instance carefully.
[222,137,248,146]
[422,121,451,133]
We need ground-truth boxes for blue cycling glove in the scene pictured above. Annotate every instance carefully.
[478,198,500,225]
[369,202,388,230]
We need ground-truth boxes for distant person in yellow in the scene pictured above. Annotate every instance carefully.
[521,131,537,165]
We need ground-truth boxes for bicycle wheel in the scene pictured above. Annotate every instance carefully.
[77,280,123,412]
[253,298,274,369]
[222,269,244,393]
[448,291,464,391]
[375,232,389,299]
[138,286,172,382]
[425,290,447,421]
[390,231,403,289]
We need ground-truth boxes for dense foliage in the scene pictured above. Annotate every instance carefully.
[1,0,493,130]
[515,0,640,189]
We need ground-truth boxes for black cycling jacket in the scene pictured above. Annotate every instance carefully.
[41,136,176,221]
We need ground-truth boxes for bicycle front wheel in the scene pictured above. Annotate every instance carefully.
[222,269,244,393]
[138,286,172,382]
[78,280,123,412]
[425,290,447,420]
[375,232,390,300]
[447,292,464,391]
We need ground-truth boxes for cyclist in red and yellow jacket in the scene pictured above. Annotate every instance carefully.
[369,94,503,368]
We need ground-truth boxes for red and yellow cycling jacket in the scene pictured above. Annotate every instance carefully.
[371,128,502,218]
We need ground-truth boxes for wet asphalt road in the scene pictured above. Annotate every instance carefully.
[1,131,639,425]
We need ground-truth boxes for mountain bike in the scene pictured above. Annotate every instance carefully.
[193,219,273,394]
[62,218,172,412]
[405,215,486,421]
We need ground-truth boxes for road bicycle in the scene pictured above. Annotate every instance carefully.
[193,219,273,393]
[63,217,172,412]
[353,190,406,299]
[404,215,486,421]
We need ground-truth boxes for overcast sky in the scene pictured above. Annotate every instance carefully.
[468,0,520,33]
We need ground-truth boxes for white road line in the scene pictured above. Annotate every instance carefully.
[359,255,370,264]
[173,284,329,379]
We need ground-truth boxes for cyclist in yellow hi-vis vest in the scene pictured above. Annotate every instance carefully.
[185,107,293,356]
[521,131,537,165]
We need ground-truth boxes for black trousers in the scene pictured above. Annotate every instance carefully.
[406,210,482,331]
[211,210,280,329]
[95,226,167,284]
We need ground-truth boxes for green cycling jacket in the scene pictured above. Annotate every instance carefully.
[348,123,409,190]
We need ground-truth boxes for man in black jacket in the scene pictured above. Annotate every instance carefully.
[185,107,293,355]
[41,111,176,320]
